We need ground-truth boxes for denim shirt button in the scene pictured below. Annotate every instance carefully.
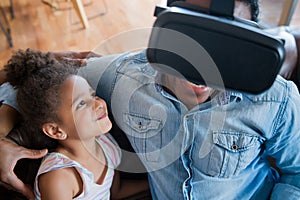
[231,144,238,151]
[137,122,142,130]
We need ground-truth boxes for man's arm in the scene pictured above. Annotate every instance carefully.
[0,104,19,137]
[0,79,19,138]
[0,70,7,85]
[110,171,150,200]
[0,137,47,200]
[0,81,19,136]
[266,28,300,196]
[267,82,300,199]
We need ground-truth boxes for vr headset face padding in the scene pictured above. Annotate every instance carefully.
[147,0,285,94]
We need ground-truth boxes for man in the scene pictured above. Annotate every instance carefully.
[1,0,300,199]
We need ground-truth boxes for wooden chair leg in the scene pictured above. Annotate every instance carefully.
[278,0,299,26]
[10,0,14,19]
[71,0,89,29]
[0,4,13,47]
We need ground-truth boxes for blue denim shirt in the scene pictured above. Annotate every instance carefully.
[78,50,300,200]
[2,51,300,199]
[0,82,17,109]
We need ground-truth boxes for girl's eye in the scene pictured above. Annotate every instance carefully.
[91,92,96,98]
[76,100,86,109]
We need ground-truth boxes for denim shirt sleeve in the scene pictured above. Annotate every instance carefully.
[267,82,300,199]
[0,82,18,111]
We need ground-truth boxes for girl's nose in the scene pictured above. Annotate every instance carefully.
[93,97,104,111]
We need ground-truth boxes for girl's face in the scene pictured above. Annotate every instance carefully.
[56,75,112,141]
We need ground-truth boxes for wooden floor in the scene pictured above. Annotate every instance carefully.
[0,0,300,66]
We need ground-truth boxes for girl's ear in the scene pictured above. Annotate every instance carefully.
[42,123,67,140]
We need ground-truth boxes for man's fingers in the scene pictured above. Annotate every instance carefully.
[85,51,102,58]
[50,51,102,67]
[0,137,43,199]
[60,57,87,67]
[20,148,48,159]
[3,174,35,200]
[69,51,101,59]
[278,31,298,79]
[15,183,35,200]
[51,51,101,60]
[0,180,15,191]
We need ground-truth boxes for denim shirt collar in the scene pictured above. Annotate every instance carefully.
[216,90,243,105]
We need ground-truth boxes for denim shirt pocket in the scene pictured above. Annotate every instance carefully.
[124,113,162,162]
[201,131,262,178]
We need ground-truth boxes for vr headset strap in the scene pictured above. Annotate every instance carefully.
[210,0,234,18]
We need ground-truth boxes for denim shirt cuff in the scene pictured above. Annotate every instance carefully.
[271,183,300,200]
[0,82,18,111]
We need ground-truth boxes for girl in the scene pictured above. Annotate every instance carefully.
[4,49,149,200]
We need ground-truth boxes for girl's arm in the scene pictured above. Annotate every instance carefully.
[38,167,83,200]
[110,170,150,200]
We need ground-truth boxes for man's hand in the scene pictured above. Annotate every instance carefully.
[0,137,47,200]
[265,26,299,79]
[278,28,298,79]
[291,28,300,72]
[50,51,102,67]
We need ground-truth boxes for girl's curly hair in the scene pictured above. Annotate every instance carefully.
[4,49,78,150]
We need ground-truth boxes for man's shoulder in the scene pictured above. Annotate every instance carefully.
[88,50,148,67]
[85,50,152,75]
[94,50,156,86]
[116,50,156,78]
[267,75,299,100]
[244,75,299,103]
[79,51,148,89]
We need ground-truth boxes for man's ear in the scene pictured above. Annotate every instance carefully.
[42,123,67,140]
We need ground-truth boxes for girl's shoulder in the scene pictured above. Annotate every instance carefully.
[38,166,82,199]
[35,153,84,199]
[38,152,81,173]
